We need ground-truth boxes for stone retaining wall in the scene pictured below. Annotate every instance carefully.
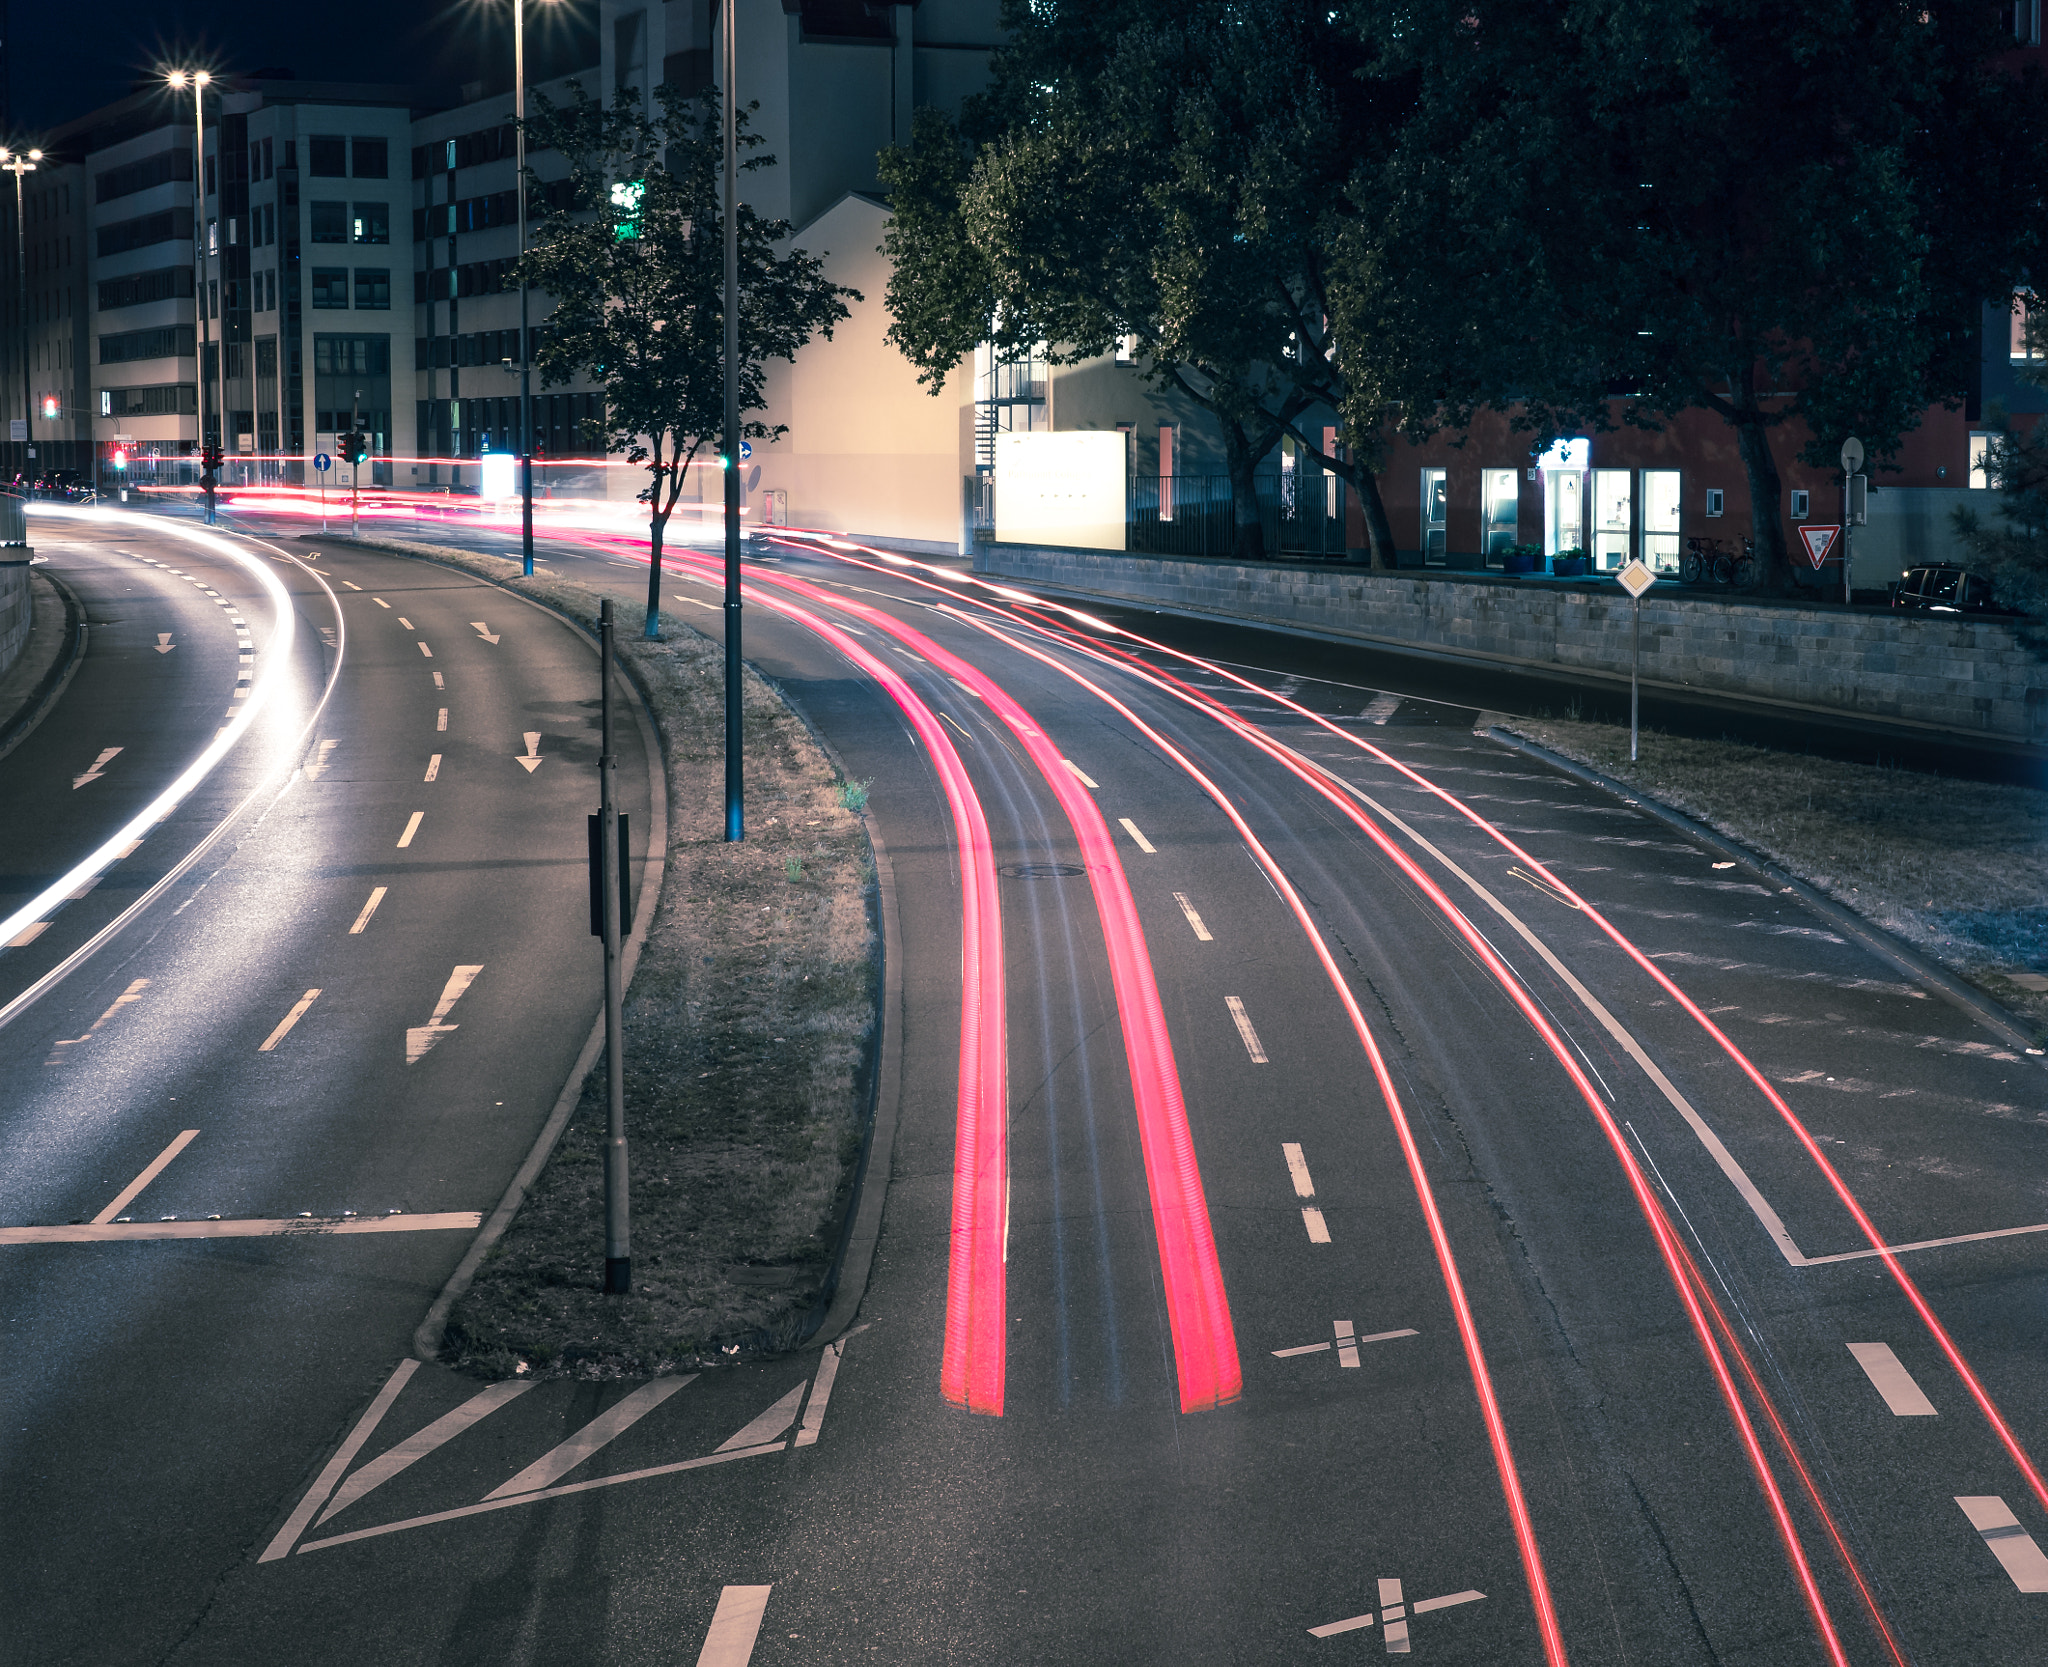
[976,543,2046,742]
[0,557,31,682]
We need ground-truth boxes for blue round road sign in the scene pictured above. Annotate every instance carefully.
[739,440,752,460]
[313,452,332,472]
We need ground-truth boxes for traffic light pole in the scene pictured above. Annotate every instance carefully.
[721,0,744,844]
[515,0,535,580]
[598,598,630,1295]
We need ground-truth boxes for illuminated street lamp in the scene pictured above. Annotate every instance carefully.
[166,69,218,522]
[0,145,42,482]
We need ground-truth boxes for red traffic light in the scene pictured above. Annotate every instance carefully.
[39,395,58,420]
[111,447,128,470]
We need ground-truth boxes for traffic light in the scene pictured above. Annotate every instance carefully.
[340,430,370,465]
[111,447,128,471]
[610,178,644,242]
[200,444,224,471]
[39,394,58,421]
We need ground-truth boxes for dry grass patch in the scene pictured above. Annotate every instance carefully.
[315,536,878,1379]
[1500,714,2048,1033]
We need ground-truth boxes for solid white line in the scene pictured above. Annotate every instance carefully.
[92,1129,199,1224]
[260,1359,419,1562]
[1413,1590,1486,1615]
[1847,1342,1938,1415]
[294,1444,786,1554]
[1357,1327,1420,1345]
[423,754,441,782]
[350,886,388,934]
[436,707,448,732]
[0,1212,482,1245]
[1273,1342,1332,1358]
[696,1587,774,1667]
[397,811,424,848]
[1172,891,1213,941]
[1957,1496,2048,1591]
[700,1589,770,1667]
[1802,1220,2048,1265]
[1282,1141,1316,1198]
[1063,759,1099,788]
[794,1338,844,1447]
[716,1383,805,1452]
[1117,816,1156,853]
[1226,995,1269,1063]
[485,1377,693,1499]
[1302,1207,1331,1243]
[1308,1613,1376,1638]
[317,1381,535,1524]
[258,989,321,1052]
[417,642,432,658]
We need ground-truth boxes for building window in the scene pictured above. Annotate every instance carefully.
[1482,468,1517,565]
[309,136,348,178]
[1789,488,1810,520]
[352,137,389,179]
[1970,432,2000,491]
[311,267,350,308]
[354,269,391,310]
[1420,468,1448,565]
[310,201,348,243]
[1114,334,1137,365]
[1591,468,1633,570]
[1705,488,1725,517]
[352,202,390,244]
[314,335,390,376]
[2012,290,2043,362]
[1641,469,1682,573]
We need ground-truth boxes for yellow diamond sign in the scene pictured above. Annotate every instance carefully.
[1617,559,1656,599]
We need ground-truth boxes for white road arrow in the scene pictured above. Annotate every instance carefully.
[471,621,500,644]
[154,633,175,654]
[72,747,122,789]
[516,732,543,773]
[305,739,338,780]
[406,964,483,1064]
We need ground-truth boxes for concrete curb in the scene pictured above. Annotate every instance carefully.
[288,540,675,1362]
[0,567,86,768]
[1483,725,2048,1061]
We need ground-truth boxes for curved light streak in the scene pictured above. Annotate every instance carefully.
[0,508,303,963]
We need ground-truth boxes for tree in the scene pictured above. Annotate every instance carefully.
[881,0,1505,565]
[1954,313,2048,651]
[518,83,857,635]
[1371,0,2048,592]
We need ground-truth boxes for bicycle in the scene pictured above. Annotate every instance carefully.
[1731,537,1759,589]
[1682,535,1729,585]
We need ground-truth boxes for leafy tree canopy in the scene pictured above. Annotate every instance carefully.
[518,82,857,631]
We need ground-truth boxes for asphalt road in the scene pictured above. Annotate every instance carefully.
[0,510,652,1667]
[14,504,2047,1666]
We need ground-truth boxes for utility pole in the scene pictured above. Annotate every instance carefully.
[515,0,535,578]
[0,145,38,485]
[721,0,744,842]
[597,598,630,1294]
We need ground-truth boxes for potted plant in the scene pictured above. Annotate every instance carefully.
[1502,542,1541,574]
[1554,546,1590,576]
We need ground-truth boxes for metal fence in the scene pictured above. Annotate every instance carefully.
[0,492,25,545]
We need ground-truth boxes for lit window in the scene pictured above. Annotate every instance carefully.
[2012,290,2043,362]
[1970,432,1999,491]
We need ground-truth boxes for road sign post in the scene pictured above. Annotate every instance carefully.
[313,451,331,533]
[597,598,631,1295]
[1840,437,1864,606]
[1617,559,1657,761]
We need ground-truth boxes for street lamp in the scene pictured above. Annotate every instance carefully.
[0,145,42,484]
[166,70,216,523]
[511,0,557,579]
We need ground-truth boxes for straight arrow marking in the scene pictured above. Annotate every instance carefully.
[154,633,174,653]
[405,965,484,1063]
[517,731,543,773]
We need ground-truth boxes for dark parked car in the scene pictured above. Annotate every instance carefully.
[1891,563,2000,613]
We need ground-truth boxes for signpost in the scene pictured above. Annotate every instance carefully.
[313,451,330,533]
[594,599,630,1294]
[1617,558,1656,762]
[1799,523,1841,570]
[1839,437,1864,606]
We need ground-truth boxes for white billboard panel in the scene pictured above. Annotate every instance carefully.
[994,431,1126,550]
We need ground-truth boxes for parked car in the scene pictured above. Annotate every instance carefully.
[1890,564,2000,613]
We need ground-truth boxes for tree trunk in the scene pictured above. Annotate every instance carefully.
[1354,467,1397,568]
[1730,408,1791,596]
[1223,423,1266,560]
[644,505,667,637]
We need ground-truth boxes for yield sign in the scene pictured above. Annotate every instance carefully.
[1799,524,1840,569]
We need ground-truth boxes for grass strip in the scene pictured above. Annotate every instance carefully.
[309,534,879,1379]
[1498,713,2048,1035]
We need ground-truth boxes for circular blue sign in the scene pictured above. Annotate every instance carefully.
[739,440,752,460]
[313,452,332,472]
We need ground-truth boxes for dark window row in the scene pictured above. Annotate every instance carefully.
[412,123,517,180]
[100,383,197,417]
[314,334,391,376]
[310,201,391,244]
[309,136,389,179]
[311,267,391,310]
[414,328,533,369]
[414,257,518,303]
[98,208,191,258]
[95,147,192,205]
[411,182,571,241]
[100,324,195,364]
[96,265,194,312]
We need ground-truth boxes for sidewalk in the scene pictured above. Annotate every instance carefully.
[0,566,82,763]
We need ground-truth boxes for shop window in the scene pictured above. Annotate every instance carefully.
[1641,470,1681,573]
[1592,469,1633,571]
[1420,468,1448,564]
[1482,469,1518,566]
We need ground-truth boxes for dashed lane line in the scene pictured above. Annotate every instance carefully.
[1172,891,1213,941]
[1226,995,1269,1064]
[258,989,321,1052]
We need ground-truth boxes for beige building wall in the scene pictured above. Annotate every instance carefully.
[754,192,969,552]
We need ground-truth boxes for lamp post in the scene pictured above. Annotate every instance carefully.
[0,145,40,485]
[166,70,214,523]
[721,0,743,841]
[514,0,538,577]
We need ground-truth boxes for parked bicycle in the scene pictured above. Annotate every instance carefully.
[1682,535,1761,589]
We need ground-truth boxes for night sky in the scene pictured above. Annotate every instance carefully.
[8,0,602,140]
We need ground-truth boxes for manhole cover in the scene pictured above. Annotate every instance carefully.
[1002,863,1085,879]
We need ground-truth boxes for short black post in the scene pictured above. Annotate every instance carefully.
[598,598,630,1294]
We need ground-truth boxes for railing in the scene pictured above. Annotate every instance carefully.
[1129,469,1349,559]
